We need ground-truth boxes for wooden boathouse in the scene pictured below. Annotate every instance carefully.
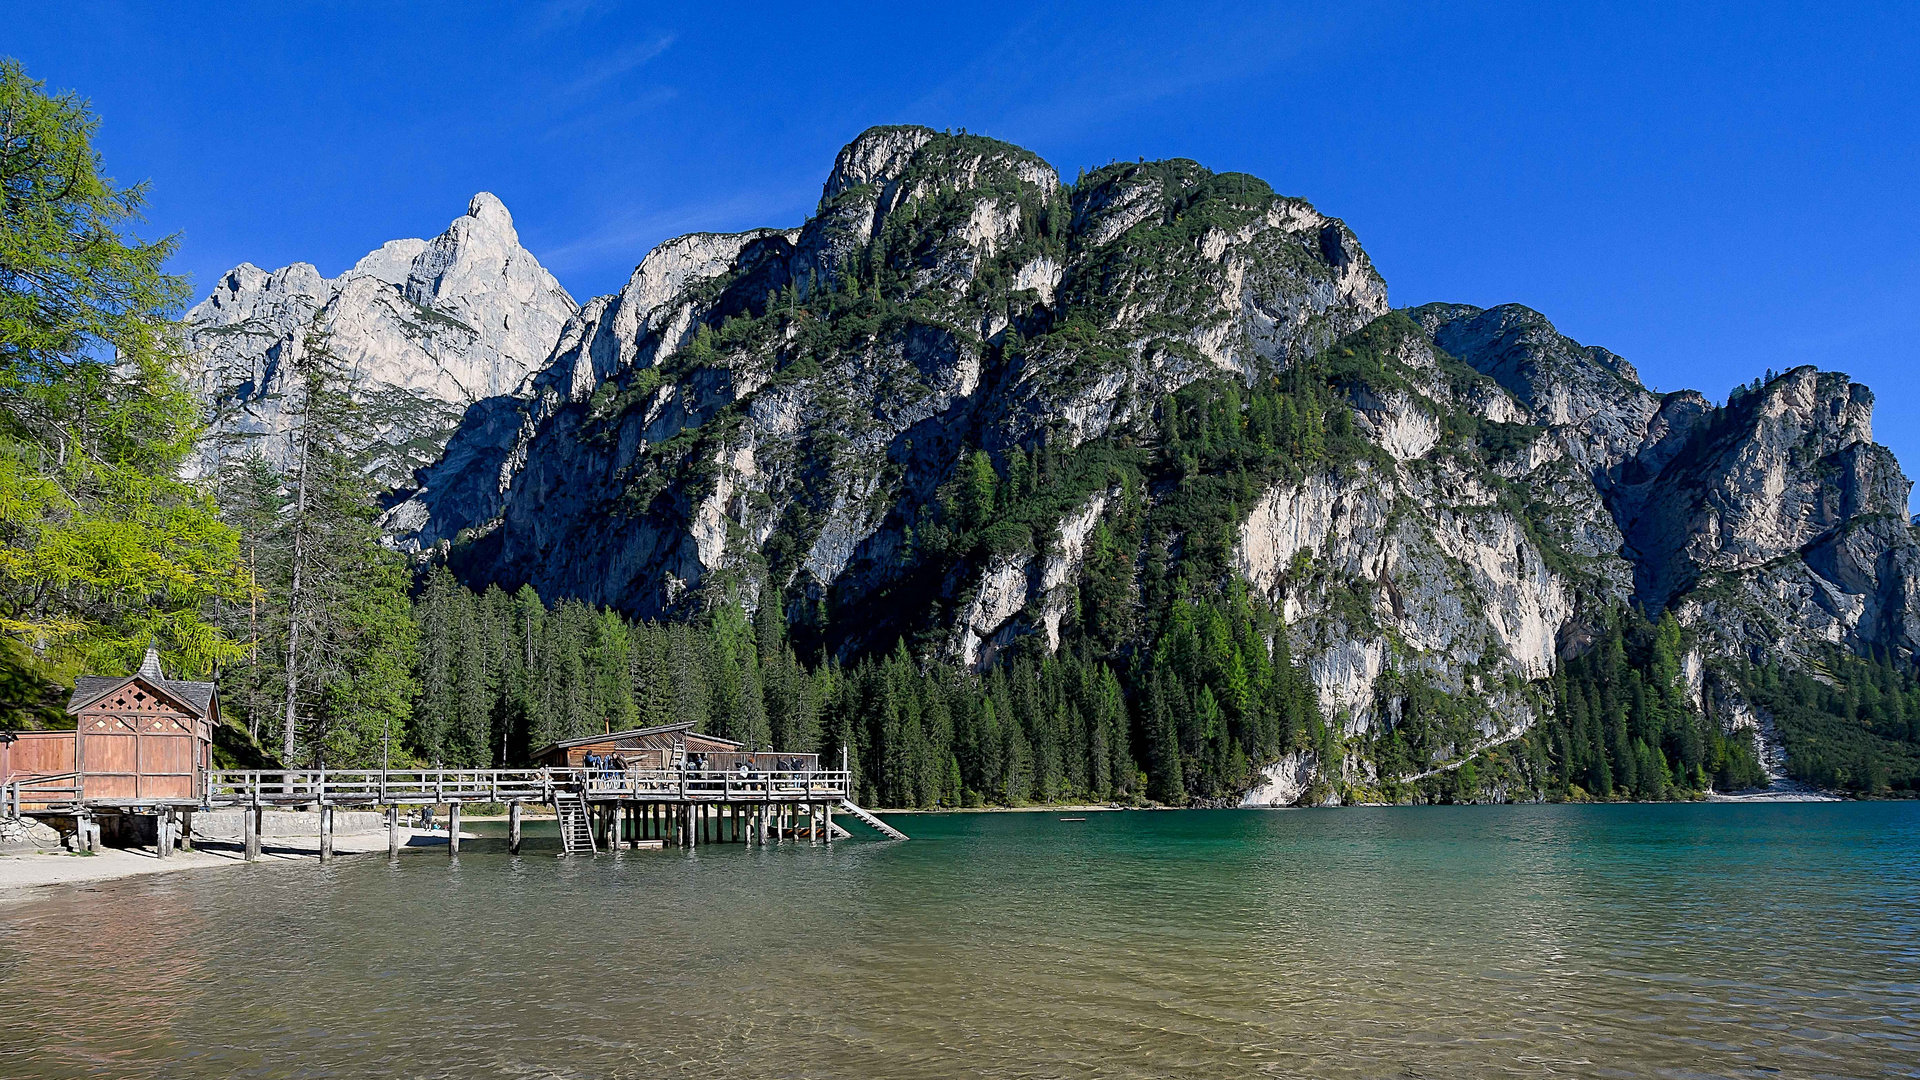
[0,646,216,852]
[3,661,906,856]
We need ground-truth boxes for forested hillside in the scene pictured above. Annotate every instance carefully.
[5,63,1918,803]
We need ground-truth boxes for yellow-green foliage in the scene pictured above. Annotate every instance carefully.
[0,59,248,681]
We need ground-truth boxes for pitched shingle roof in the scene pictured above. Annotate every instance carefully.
[528,721,744,762]
[66,647,216,718]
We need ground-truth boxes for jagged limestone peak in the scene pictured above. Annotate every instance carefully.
[822,125,938,202]
[184,192,577,487]
[466,190,514,234]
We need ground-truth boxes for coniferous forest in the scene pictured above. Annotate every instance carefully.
[3,60,1918,804]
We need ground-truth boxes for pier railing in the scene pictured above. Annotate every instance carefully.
[206,769,553,806]
[4,772,81,815]
[567,768,851,802]
[202,768,851,807]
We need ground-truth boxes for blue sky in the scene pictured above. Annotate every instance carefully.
[12,2,1919,473]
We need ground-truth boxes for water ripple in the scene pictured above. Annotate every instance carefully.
[0,803,1915,1079]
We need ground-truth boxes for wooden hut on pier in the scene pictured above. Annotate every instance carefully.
[0,646,217,851]
[0,646,216,807]
[63,646,217,804]
[530,721,819,772]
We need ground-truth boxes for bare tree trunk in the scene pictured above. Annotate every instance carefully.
[248,531,260,744]
[281,408,311,765]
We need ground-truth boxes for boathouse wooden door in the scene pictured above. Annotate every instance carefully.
[76,680,201,802]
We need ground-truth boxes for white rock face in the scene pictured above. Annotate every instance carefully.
[184,193,576,486]
[956,553,1033,669]
[1038,492,1115,651]
[1240,752,1317,807]
[1239,445,1577,759]
[1012,255,1062,306]
[1351,388,1440,461]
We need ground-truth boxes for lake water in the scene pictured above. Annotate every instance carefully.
[1,803,1916,1079]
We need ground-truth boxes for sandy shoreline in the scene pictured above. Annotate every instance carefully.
[0,826,476,901]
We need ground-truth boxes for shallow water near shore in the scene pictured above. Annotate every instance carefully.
[1,802,1916,1079]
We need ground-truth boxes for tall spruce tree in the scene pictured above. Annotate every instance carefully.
[219,328,420,767]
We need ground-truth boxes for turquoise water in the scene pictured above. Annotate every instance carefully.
[1,803,1916,1079]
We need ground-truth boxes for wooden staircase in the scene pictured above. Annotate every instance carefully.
[837,799,908,840]
[554,791,596,855]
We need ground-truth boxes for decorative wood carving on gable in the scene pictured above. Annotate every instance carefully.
[80,677,200,722]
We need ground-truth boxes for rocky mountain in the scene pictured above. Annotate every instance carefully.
[342,126,1917,801]
[184,193,576,486]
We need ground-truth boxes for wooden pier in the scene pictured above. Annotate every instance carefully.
[5,764,904,858]
[3,702,907,857]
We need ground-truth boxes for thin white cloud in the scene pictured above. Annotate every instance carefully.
[556,35,677,100]
[537,85,681,142]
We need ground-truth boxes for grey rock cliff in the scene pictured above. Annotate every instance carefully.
[185,193,577,486]
[398,129,1386,636]
[352,127,1920,802]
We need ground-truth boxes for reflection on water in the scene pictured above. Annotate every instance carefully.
[2,804,1916,1079]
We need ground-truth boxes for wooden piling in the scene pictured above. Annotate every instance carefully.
[246,805,261,861]
[180,809,194,852]
[448,803,460,855]
[388,805,401,858]
[156,809,171,859]
[319,805,334,862]
[508,801,522,855]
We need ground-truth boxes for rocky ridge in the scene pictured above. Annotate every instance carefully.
[191,127,1920,802]
[184,193,577,487]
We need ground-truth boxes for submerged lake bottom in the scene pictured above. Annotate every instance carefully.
[1,803,1916,1079]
